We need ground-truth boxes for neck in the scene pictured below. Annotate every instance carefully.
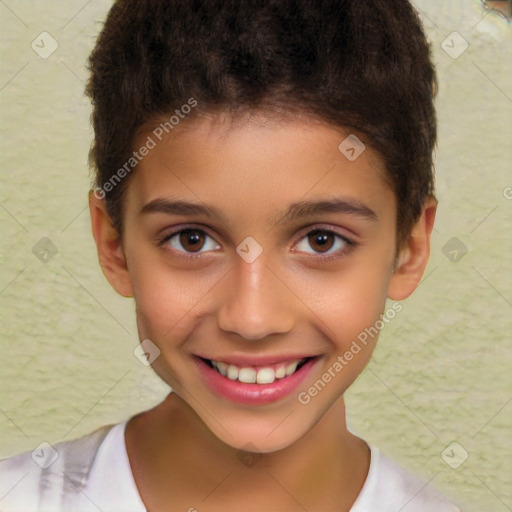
[126,392,370,511]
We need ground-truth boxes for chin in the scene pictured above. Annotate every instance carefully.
[203,413,312,454]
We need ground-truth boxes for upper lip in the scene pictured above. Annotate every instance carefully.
[195,353,318,366]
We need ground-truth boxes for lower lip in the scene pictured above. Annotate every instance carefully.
[195,356,319,406]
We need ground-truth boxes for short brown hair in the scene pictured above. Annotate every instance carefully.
[86,0,437,246]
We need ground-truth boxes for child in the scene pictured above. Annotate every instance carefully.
[0,0,463,510]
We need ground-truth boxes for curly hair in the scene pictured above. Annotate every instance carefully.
[86,0,437,247]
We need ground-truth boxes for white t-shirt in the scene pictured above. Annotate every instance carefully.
[0,420,462,512]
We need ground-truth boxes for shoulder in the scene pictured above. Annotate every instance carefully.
[0,424,115,512]
[351,445,463,512]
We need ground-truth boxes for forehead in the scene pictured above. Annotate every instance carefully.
[125,114,395,228]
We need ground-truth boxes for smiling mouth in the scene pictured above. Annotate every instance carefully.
[199,357,313,384]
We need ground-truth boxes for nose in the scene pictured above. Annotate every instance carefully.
[217,256,296,341]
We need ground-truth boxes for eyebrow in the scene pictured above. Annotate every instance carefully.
[272,197,378,224]
[140,196,378,225]
[140,198,232,227]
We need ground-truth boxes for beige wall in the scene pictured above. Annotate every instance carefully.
[1,1,511,510]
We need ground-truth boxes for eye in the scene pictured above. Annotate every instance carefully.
[162,228,220,256]
[294,228,354,257]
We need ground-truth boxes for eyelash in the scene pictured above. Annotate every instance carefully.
[158,224,357,262]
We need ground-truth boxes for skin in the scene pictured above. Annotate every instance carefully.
[90,113,436,511]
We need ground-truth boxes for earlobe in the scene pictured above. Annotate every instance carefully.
[387,197,437,301]
[89,192,134,298]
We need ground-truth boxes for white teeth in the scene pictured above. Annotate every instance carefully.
[257,367,275,384]
[285,361,298,376]
[274,365,286,379]
[210,358,306,383]
[216,361,228,376]
[227,364,239,380]
[238,367,257,383]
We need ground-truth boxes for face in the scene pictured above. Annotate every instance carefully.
[92,114,432,453]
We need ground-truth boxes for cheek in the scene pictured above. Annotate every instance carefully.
[296,266,392,404]
[133,276,194,339]
[301,259,392,344]
[129,255,224,343]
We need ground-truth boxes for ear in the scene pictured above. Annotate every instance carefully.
[387,196,437,301]
[89,191,133,298]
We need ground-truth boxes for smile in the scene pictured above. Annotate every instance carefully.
[206,357,309,384]
[195,355,320,405]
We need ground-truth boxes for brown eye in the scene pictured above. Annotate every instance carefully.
[294,228,353,258]
[179,229,205,252]
[162,227,221,257]
[307,230,335,253]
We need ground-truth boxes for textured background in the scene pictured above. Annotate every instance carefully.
[0,1,511,511]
